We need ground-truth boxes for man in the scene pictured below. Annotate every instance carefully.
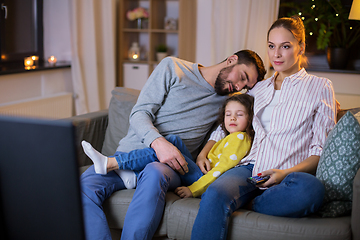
[81,50,266,240]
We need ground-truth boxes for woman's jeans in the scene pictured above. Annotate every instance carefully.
[80,135,203,240]
[191,164,325,240]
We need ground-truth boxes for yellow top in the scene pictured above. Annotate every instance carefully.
[188,132,251,197]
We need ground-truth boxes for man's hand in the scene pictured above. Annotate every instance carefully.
[174,186,193,198]
[196,155,211,174]
[151,137,188,175]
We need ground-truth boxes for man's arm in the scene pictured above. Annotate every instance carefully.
[151,137,188,175]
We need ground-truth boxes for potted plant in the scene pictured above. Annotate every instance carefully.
[155,44,168,62]
[281,0,360,69]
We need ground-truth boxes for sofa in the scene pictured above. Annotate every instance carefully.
[68,87,360,240]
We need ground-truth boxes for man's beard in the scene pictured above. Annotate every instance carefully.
[214,65,236,96]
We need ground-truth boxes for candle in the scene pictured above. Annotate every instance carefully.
[48,56,57,65]
[24,57,34,70]
[31,55,39,65]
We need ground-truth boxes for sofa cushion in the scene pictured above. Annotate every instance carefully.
[167,198,352,240]
[316,110,360,217]
[102,87,140,156]
[103,190,180,238]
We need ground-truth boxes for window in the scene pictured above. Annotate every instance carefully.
[0,0,43,65]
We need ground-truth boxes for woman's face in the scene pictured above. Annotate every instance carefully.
[267,27,303,75]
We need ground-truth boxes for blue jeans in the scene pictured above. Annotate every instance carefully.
[114,134,203,186]
[191,164,325,240]
[80,135,203,240]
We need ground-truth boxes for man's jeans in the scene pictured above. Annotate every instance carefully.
[191,164,325,240]
[80,135,203,240]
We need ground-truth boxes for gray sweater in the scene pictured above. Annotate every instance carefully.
[117,57,226,158]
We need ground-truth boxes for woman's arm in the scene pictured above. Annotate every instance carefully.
[259,155,319,188]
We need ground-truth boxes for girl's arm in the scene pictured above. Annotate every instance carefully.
[196,140,216,174]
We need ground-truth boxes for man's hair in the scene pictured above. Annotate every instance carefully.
[233,50,266,82]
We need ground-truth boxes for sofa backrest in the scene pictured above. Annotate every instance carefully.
[101,87,140,156]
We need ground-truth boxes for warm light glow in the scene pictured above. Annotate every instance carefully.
[31,55,39,61]
[302,17,305,20]
[315,18,318,21]
[48,56,57,65]
[311,5,315,9]
[336,13,339,17]
[309,32,313,36]
[24,57,34,67]
[298,12,302,16]
[132,54,139,60]
[349,0,360,20]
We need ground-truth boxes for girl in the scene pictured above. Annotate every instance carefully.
[191,15,336,240]
[81,93,254,194]
[175,93,254,198]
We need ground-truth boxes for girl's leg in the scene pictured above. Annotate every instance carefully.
[252,172,325,217]
[191,164,260,240]
[80,165,126,240]
[165,135,203,186]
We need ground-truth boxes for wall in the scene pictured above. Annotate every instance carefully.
[0,1,73,115]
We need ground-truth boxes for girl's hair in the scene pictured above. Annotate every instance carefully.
[218,93,255,142]
[267,15,308,68]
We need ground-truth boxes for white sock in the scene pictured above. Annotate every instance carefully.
[114,169,137,189]
[81,140,108,175]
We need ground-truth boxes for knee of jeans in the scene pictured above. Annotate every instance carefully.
[138,162,171,188]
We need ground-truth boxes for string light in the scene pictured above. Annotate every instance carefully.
[302,17,305,20]
[311,5,316,9]
[315,18,318,21]
[310,32,314,35]
[336,13,339,17]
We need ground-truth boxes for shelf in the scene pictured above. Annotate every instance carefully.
[118,0,196,87]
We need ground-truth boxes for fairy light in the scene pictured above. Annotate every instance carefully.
[309,32,314,35]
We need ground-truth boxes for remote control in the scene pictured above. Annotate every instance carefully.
[247,175,270,185]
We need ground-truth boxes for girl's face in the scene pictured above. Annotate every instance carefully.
[224,100,249,134]
[267,27,304,76]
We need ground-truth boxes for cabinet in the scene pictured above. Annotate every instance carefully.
[118,0,196,87]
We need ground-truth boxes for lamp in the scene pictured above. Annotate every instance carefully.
[349,0,360,20]
[128,42,140,61]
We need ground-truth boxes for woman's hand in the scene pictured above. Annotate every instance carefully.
[175,186,193,198]
[257,169,289,188]
[196,155,211,174]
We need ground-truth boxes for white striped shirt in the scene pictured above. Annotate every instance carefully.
[210,68,336,175]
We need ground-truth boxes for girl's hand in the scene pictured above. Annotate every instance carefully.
[175,186,193,198]
[257,169,288,188]
[196,156,211,174]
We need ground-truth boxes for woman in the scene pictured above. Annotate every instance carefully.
[191,16,337,240]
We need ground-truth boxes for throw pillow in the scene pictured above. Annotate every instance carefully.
[316,110,360,217]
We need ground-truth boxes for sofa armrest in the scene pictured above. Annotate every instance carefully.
[65,109,109,167]
[352,167,360,240]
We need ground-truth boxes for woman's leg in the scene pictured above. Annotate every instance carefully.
[252,172,325,217]
[80,165,126,240]
[191,164,260,240]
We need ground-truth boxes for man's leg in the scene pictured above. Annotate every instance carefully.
[81,165,126,240]
[191,165,259,240]
[252,172,325,217]
[121,162,181,240]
